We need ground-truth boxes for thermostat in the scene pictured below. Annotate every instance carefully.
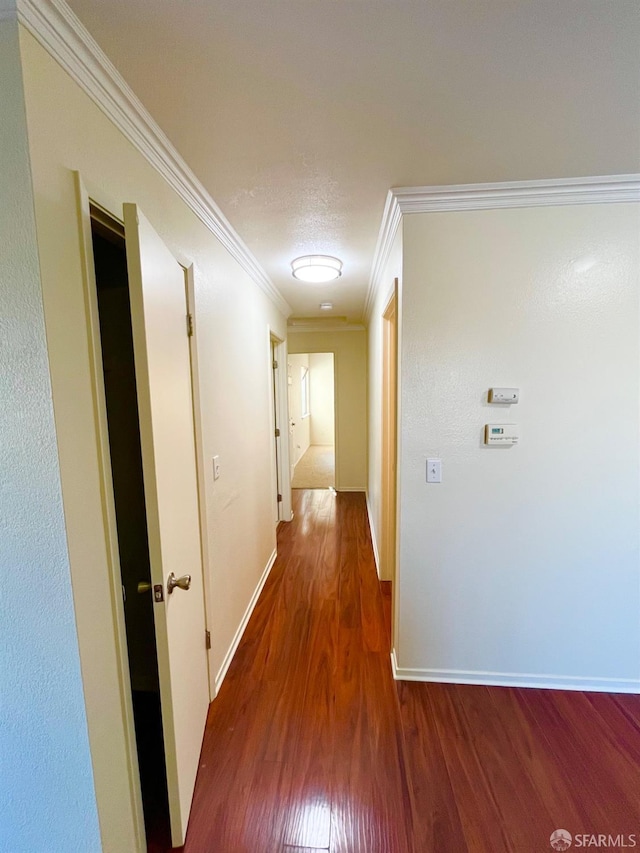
[484,424,519,446]
[488,388,519,404]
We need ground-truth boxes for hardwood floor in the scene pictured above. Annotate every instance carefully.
[169,489,640,853]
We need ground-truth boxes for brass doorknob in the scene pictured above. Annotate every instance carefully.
[167,572,191,594]
[137,581,152,594]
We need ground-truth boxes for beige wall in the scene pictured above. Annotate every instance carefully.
[19,26,287,852]
[366,228,402,577]
[397,203,640,690]
[289,330,367,490]
[288,353,311,464]
[1,17,102,853]
[309,352,335,445]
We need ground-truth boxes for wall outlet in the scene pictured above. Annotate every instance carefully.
[213,455,221,480]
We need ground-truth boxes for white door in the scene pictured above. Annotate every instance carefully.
[124,204,210,847]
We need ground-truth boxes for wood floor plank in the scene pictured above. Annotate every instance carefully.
[519,688,640,834]
[331,495,412,853]
[397,681,467,852]
[487,687,586,833]
[421,684,513,853]
[278,598,336,849]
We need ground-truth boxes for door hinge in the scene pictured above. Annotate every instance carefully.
[277,493,283,503]
[205,630,211,650]
[272,359,278,369]
[187,313,194,337]
[275,427,280,437]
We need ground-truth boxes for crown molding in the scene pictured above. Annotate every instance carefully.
[366,174,640,322]
[16,0,292,318]
[363,190,401,322]
[287,322,365,334]
[392,174,640,214]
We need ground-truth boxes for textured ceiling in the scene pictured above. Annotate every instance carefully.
[66,0,640,322]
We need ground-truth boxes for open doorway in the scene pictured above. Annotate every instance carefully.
[289,352,335,489]
[90,207,171,850]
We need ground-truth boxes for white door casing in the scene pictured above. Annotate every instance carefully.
[124,204,210,846]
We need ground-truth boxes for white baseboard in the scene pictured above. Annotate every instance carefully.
[390,658,640,694]
[336,486,367,492]
[213,548,277,695]
[365,492,381,579]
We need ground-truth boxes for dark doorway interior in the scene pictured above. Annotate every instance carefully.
[91,216,171,851]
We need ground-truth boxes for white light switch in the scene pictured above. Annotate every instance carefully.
[426,458,442,483]
[213,455,221,480]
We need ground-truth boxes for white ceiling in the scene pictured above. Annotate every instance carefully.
[65,0,640,323]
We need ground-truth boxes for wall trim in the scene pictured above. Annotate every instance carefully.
[337,486,367,493]
[16,0,292,318]
[391,663,640,694]
[366,174,640,322]
[213,548,277,695]
[364,190,401,322]
[365,492,380,579]
[288,323,366,333]
[392,174,640,215]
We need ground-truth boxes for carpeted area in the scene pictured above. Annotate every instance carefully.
[291,444,335,489]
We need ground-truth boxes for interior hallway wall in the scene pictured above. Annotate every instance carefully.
[18,24,288,852]
[288,329,367,491]
[397,203,640,690]
[0,16,101,853]
[309,353,335,445]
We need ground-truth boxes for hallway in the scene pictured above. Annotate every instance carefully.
[183,489,410,852]
[174,490,640,853]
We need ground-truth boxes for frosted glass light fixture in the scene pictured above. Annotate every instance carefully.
[291,255,342,283]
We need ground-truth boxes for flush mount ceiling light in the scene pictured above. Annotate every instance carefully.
[291,255,342,283]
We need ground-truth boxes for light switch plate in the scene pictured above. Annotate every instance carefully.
[426,458,442,483]
[213,455,221,480]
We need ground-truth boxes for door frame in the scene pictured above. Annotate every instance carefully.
[75,175,211,850]
[75,174,146,853]
[381,281,399,641]
[270,331,293,522]
[185,268,215,699]
[287,349,339,490]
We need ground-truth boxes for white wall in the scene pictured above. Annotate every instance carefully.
[367,228,402,578]
[397,203,640,690]
[289,330,367,491]
[19,24,288,852]
[288,353,310,464]
[309,352,335,445]
[0,16,101,853]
